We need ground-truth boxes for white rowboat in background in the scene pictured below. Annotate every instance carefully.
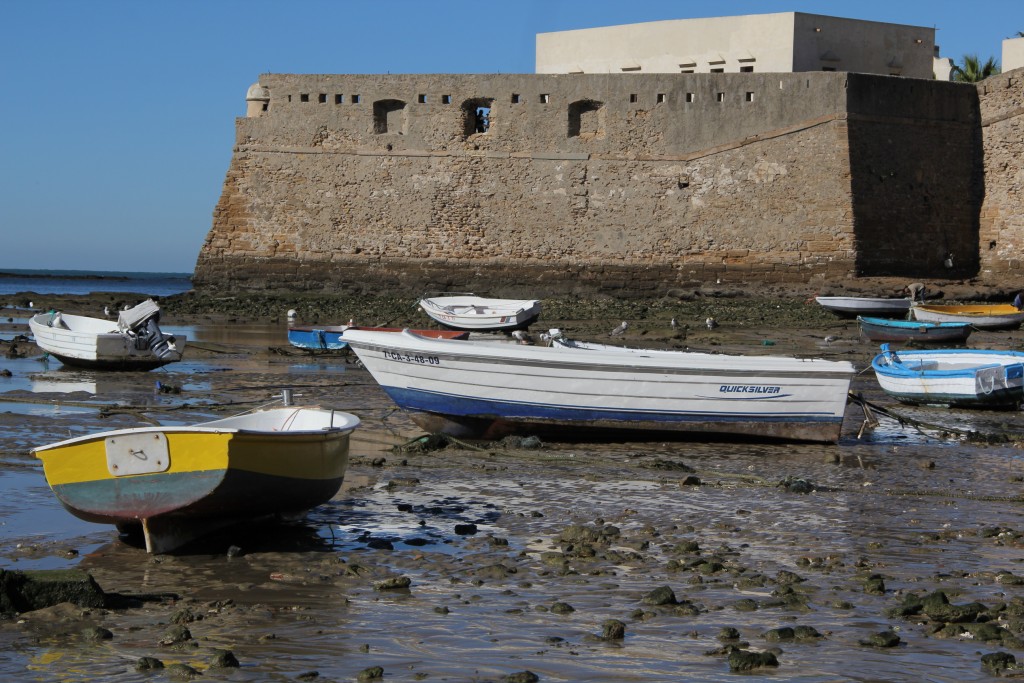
[29,300,186,371]
[418,294,542,331]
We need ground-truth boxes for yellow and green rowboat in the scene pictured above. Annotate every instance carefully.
[32,407,360,553]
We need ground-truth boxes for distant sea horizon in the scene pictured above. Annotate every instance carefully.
[0,269,193,297]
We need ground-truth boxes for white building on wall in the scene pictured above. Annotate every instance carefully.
[537,12,943,79]
[1004,36,1024,72]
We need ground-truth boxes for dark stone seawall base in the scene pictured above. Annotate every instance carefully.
[193,256,868,299]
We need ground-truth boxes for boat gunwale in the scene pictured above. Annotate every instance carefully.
[343,329,855,378]
[856,316,971,330]
[32,409,360,453]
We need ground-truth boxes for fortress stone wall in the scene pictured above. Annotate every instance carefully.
[194,71,990,297]
[979,69,1024,281]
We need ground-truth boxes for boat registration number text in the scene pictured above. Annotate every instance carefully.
[384,350,441,365]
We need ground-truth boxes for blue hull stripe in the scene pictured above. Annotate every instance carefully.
[382,386,841,425]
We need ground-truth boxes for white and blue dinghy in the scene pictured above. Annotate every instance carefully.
[871,344,1024,408]
[342,330,855,443]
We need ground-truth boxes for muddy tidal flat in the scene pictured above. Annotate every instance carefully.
[2,295,1024,682]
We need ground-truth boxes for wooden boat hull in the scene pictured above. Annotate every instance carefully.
[32,408,360,553]
[287,326,468,350]
[871,346,1024,408]
[419,296,542,331]
[911,304,1024,330]
[343,330,854,443]
[857,316,973,343]
[815,296,911,318]
[29,312,186,370]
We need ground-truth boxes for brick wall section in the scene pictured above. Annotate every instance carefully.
[978,68,1024,281]
[194,72,985,296]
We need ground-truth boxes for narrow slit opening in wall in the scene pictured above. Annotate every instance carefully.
[318,93,326,103]
[740,66,754,72]
[711,68,724,73]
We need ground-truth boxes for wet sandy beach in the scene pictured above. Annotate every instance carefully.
[2,302,1024,681]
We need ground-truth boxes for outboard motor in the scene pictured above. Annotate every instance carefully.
[118,299,181,361]
[136,315,181,361]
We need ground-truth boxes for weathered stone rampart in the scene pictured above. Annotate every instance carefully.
[979,69,1024,281]
[195,71,989,296]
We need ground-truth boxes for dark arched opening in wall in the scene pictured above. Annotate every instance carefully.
[373,99,407,134]
[568,99,605,139]
[462,98,494,136]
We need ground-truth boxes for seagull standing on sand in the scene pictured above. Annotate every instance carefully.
[511,330,534,345]
[706,317,718,330]
[609,321,629,337]
[824,335,839,346]
[670,317,678,330]
[103,306,111,318]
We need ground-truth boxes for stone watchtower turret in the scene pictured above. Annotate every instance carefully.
[245,83,270,118]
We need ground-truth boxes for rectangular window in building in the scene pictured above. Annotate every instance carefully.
[822,67,836,72]
[680,69,694,73]
[335,94,343,104]
[442,95,451,104]
[318,93,326,103]
[511,93,521,103]
[629,93,638,103]
[685,92,695,103]
[745,92,754,102]
[716,92,725,102]
[656,93,666,103]
[740,66,754,72]
[418,94,427,104]
[300,93,309,102]
[352,95,361,103]
[540,94,549,103]
[711,68,724,73]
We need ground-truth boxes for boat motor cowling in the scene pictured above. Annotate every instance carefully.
[118,299,181,361]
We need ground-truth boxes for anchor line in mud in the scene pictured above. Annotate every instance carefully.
[847,392,1017,442]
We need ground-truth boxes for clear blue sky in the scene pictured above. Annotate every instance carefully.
[1,1,1019,275]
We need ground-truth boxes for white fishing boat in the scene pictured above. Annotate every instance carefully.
[29,299,186,370]
[342,329,854,443]
[418,294,542,331]
[911,304,1024,330]
[815,296,912,318]
[871,344,1024,408]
